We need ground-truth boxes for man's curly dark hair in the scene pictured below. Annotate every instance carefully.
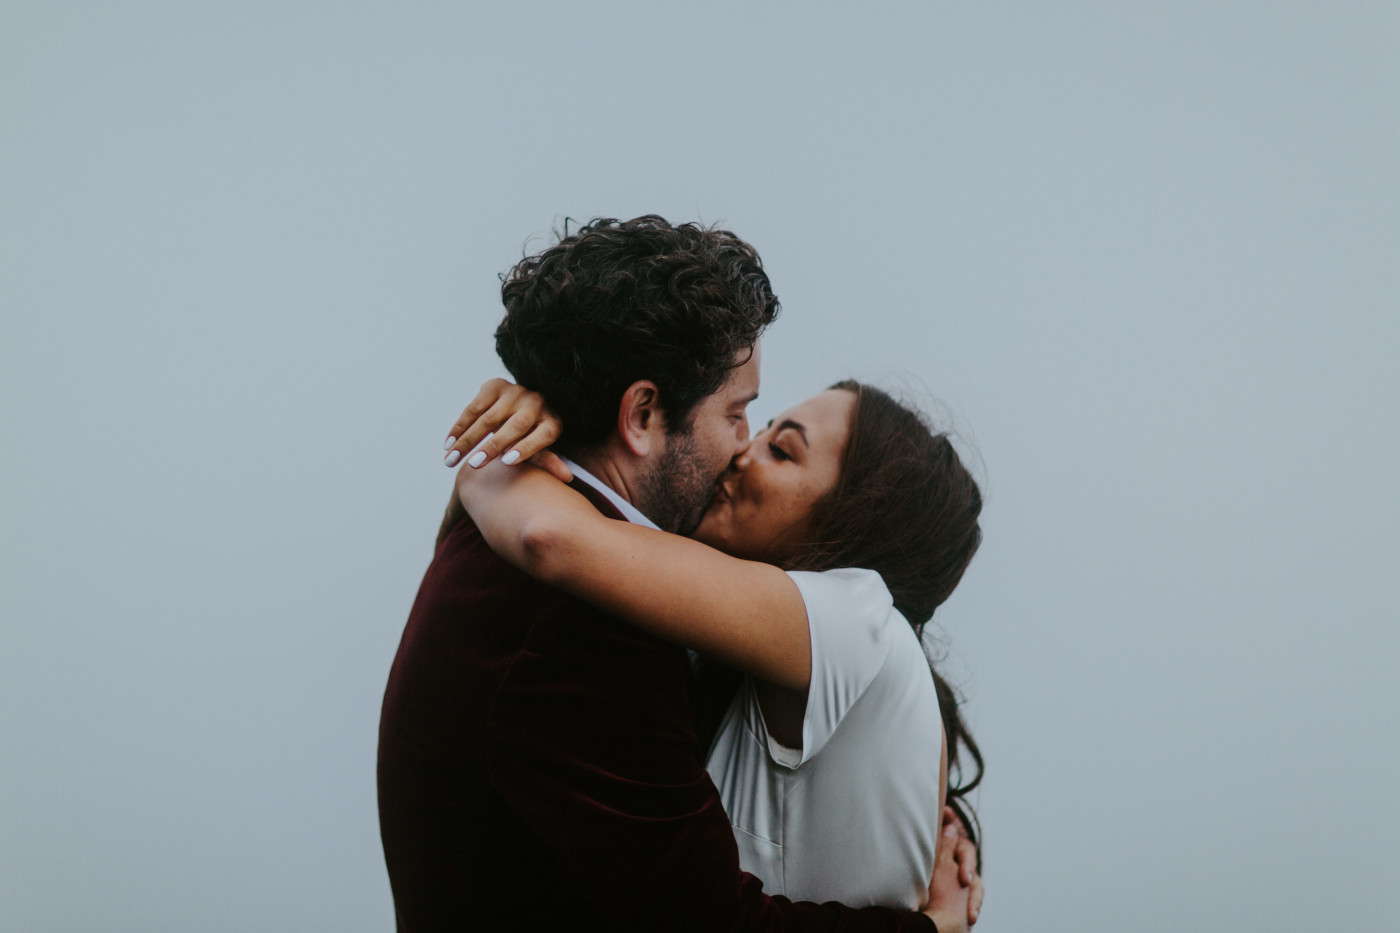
[495,216,780,451]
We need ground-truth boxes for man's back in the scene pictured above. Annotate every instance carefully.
[380,513,580,928]
[378,506,741,930]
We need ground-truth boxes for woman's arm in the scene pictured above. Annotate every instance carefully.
[456,462,813,692]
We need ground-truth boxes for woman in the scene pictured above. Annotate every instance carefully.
[446,378,983,916]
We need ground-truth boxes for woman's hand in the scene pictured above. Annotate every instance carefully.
[442,378,572,483]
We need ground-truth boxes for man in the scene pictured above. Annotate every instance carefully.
[378,216,973,931]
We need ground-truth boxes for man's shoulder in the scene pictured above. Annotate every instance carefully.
[386,513,690,757]
[434,512,680,660]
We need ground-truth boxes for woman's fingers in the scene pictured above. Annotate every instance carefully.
[527,450,574,484]
[457,408,543,468]
[443,379,519,463]
[443,378,513,444]
[496,418,562,468]
[441,378,565,471]
[444,380,546,467]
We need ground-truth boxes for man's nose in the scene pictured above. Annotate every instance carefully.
[731,439,753,471]
[733,413,752,448]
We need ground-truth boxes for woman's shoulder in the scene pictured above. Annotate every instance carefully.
[787,567,933,702]
[785,567,897,635]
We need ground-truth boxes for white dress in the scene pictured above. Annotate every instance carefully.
[704,567,945,909]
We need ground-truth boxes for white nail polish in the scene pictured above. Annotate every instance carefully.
[444,435,457,451]
[467,450,487,468]
[444,450,462,467]
[502,450,521,465]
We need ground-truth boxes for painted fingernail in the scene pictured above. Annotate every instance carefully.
[467,450,487,468]
[444,435,457,451]
[502,449,521,465]
[444,450,462,467]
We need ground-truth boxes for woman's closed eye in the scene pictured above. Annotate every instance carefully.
[768,442,791,462]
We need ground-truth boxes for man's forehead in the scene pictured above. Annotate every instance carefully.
[723,342,762,400]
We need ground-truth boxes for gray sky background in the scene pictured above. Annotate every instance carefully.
[3,3,1397,931]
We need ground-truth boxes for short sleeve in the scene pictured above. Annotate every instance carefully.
[773,568,898,767]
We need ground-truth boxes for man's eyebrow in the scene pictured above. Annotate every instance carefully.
[773,419,809,447]
[733,392,759,408]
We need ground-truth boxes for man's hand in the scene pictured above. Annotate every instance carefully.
[922,807,983,931]
[442,378,572,482]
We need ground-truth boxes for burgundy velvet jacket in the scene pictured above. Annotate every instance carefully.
[377,485,936,932]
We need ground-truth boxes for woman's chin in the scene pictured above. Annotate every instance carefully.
[692,516,720,547]
[693,508,732,552]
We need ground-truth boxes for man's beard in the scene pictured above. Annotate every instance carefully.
[636,430,721,536]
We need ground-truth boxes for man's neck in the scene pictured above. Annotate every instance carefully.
[560,446,659,530]
[565,447,638,505]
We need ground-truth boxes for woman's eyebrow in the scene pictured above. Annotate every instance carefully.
[773,419,809,447]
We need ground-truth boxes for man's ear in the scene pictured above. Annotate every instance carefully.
[617,380,666,458]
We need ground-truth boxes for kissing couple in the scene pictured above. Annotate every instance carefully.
[379,216,985,931]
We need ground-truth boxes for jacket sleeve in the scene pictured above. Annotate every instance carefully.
[484,598,937,933]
